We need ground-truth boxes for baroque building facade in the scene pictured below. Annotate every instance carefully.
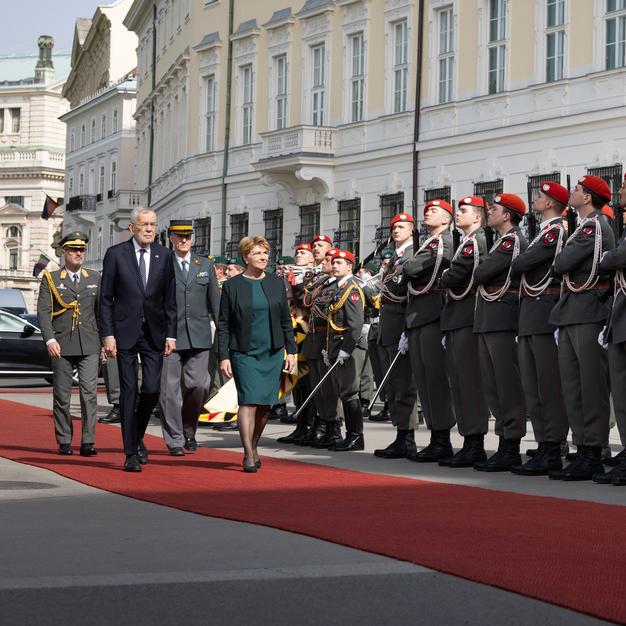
[123,0,626,260]
[0,37,70,311]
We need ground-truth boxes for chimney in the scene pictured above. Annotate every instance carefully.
[35,35,55,83]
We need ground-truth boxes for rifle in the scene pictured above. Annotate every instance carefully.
[412,197,420,250]
[481,195,495,248]
[451,199,461,251]
[355,235,390,274]
[526,180,538,241]
[566,174,577,235]
[616,201,625,240]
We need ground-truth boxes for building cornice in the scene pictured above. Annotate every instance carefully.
[60,79,136,122]
[123,0,152,33]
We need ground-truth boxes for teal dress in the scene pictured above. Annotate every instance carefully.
[230,277,284,405]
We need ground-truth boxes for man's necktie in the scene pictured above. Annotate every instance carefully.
[72,274,79,286]
[181,260,188,280]
[139,248,147,289]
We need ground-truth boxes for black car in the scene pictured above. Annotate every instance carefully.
[0,309,53,382]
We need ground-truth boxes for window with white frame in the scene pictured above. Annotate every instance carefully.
[393,20,408,113]
[275,55,288,130]
[0,109,4,133]
[80,124,86,147]
[113,108,119,133]
[350,33,365,122]
[9,108,20,133]
[438,7,455,103]
[98,165,105,196]
[69,129,75,152]
[79,171,85,195]
[311,44,326,125]
[487,0,506,94]
[110,160,117,192]
[241,65,254,144]
[205,75,216,151]
[90,118,96,143]
[546,0,565,81]
[109,223,115,247]
[97,227,102,259]
[68,175,74,197]
[101,114,107,138]
[606,0,626,69]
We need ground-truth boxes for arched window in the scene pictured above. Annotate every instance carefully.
[6,225,21,238]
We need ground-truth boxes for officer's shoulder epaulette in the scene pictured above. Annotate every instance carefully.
[498,236,516,252]
[580,221,597,238]
[461,241,475,256]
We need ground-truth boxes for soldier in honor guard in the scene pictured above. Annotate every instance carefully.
[374,213,419,459]
[311,233,333,268]
[37,232,101,456]
[326,249,366,451]
[509,182,569,476]
[439,197,491,467]
[549,175,615,480]
[402,200,456,462]
[595,173,626,486]
[473,194,529,471]
[158,220,221,455]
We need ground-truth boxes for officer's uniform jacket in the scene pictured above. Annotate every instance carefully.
[378,240,413,346]
[37,268,101,356]
[173,254,221,351]
[327,275,365,359]
[403,229,453,329]
[473,226,529,333]
[511,217,564,336]
[549,209,615,327]
[301,272,337,359]
[599,229,626,343]
[440,227,488,332]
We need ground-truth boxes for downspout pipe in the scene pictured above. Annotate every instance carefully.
[147,3,157,207]
[412,0,425,225]
[220,0,235,255]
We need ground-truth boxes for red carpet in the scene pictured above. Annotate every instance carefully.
[1,398,625,624]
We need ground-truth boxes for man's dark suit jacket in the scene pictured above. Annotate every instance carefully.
[99,238,177,349]
[217,273,296,361]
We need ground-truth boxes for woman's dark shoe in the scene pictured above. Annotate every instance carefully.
[243,462,258,473]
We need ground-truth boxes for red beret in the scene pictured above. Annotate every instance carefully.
[390,213,414,228]
[494,193,526,216]
[539,181,568,205]
[331,249,355,264]
[325,247,339,257]
[295,243,312,252]
[424,199,453,215]
[458,196,486,209]
[579,175,612,202]
[312,234,332,244]
[601,204,615,220]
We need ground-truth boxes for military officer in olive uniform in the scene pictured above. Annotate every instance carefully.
[549,175,616,481]
[595,172,626,486]
[440,196,490,467]
[158,220,221,455]
[510,181,569,476]
[37,231,101,456]
[403,199,456,462]
[326,249,366,451]
[473,194,529,471]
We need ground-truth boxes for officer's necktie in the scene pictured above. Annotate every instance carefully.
[139,248,147,289]
[181,260,188,280]
[72,273,79,287]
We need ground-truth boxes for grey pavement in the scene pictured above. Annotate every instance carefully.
[0,381,621,625]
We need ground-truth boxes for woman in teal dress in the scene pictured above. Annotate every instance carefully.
[218,236,297,472]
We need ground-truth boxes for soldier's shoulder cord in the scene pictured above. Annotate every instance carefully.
[43,270,80,330]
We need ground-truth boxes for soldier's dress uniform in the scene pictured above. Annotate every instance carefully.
[596,221,626,485]
[550,175,616,480]
[440,201,491,467]
[403,201,456,462]
[37,232,101,455]
[326,251,366,451]
[473,194,529,471]
[158,220,221,454]
[510,185,569,475]
[374,214,419,459]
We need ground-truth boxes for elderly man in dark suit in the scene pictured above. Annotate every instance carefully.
[158,220,220,455]
[100,207,177,472]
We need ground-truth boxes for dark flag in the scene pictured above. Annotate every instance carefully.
[41,194,58,220]
[33,253,50,277]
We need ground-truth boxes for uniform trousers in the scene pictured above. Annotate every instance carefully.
[52,353,99,445]
[307,357,339,423]
[381,345,417,430]
[102,356,120,406]
[332,346,366,402]
[557,323,610,448]
[478,331,527,440]
[367,324,386,402]
[444,326,489,436]
[159,348,210,448]
[608,342,626,446]
[292,371,314,426]
[207,340,224,400]
[407,321,455,431]
[358,352,374,402]
[518,334,568,444]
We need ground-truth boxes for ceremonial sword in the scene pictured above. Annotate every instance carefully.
[367,350,402,413]
[291,359,341,420]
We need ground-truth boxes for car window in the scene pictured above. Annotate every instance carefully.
[0,311,30,332]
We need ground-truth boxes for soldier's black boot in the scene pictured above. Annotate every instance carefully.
[294,415,322,446]
[610,457,626,486]
[331,400,364,451]
[511,442,562,476]
[310,420,341,448]
[361,398,371,420]
[562,445,604,481]
[369,401,390,422]
[604,447,626,467]
[474,437,521,472]
[549,445,584,480]
[374,429,415,458]
[276,411,310,444]
[443,434,486,467]
[408,429,453,463]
